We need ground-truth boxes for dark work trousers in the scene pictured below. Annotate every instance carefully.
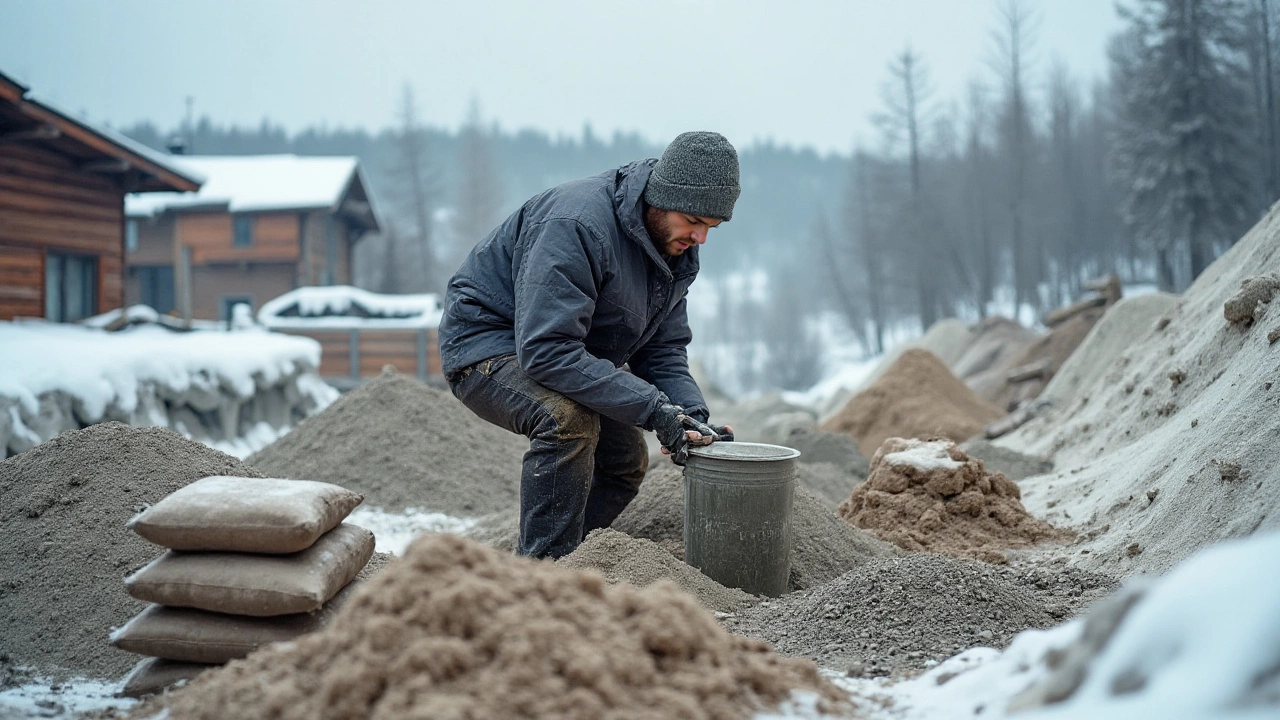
[447,354,650,559]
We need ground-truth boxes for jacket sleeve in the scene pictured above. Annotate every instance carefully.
[628,293,709,423]
[513,218,663,426]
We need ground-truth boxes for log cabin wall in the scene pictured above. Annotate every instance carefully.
[190,262,295,320]
[0,142,124,320]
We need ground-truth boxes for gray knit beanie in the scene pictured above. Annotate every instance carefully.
[643,131,740,221]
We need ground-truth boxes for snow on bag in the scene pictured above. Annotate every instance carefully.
[125,524,374,616]
[127,476,364,554]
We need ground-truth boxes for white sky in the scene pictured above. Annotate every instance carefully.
[0,0,1124,155]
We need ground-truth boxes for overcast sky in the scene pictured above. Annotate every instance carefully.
[0,0,1124,155]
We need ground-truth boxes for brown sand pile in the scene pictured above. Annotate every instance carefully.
[249,370,527,516]
[821,349,1005,456]
[968,308,1105,410]
[136,534,846,720]
[0,423,264,679]
[838,437,1065,563]
[722,555,1115,678]
[613,465,899,591]
[559,529,756,612]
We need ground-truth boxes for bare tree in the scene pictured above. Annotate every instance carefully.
[388,84,438,292]
[963,80,998,316]
[453,99,506,270]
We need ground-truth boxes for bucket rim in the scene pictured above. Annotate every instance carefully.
[687,441,801,462]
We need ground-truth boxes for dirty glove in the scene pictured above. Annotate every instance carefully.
[644,394,693,465]
[702,422,734,442]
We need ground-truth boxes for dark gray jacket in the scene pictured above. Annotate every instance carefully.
[438,160,707,427]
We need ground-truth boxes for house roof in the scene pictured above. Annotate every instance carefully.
[0,69,202,193]
[125,155,381,232]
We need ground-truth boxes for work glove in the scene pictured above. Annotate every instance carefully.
[703,422,734,442]
[644,394,692,465]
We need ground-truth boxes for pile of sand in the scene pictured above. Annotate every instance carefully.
[848,318,976,400]
[950,317,1040,383]
[723,555,1116,679]
[0,423,264,679]
[559,529,755,613]
[612,465,899,591]
[821,349,1005,456]
[996,202,1280,576]
[249,370,527,516]
[960,438,1053,481]
[968,309,1105,411]
[136,534,846,720]
[838,438,1064,563]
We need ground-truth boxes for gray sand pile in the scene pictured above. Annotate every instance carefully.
[838,438,1066,563]
[249,370,527,516]
[721,555,1115,679]
[742,414,869,507]
[821,349,1005,456]
[1035,292,1179,409]
[133,534,847,720]
[950,317,1040,384]
[998,201,1280,576]
[961,438,1053,481]
[968,309,1104,411]
[0,423,264,679]
[612,465,899,591]
[711,392,812,442]
[559,529,755,613]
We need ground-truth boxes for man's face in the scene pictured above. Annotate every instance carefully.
[644,206,723,257]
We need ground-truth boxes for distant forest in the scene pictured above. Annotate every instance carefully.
[122,0,1280,393]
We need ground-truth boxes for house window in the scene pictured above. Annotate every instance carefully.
[233,216,254,248]
[221,295,254,321]
[137,265,175,315]
[45,251,98,322]
[125,220,139,252]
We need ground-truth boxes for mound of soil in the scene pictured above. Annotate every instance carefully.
[950,317,1039,382]
[136,534,846,720]
[0,423,264,679]
[970,309,1105,411]
[249,370,527,516]
[821,349,1005,456]
[838,438,1065,563]
[559,529,755,613]
[612,465,899,591]
[722,555,1114,678]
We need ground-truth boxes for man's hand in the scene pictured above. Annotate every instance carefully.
[645,395,693,465]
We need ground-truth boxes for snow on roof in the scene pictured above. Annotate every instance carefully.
[258,286,443,330]
[125,154,359,217]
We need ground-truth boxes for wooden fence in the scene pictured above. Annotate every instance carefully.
[272,327,441,382]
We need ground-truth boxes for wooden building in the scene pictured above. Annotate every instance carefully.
[124,155,380,321]
[0,70,201,322]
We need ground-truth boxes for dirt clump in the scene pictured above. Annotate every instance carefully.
[613,464,899,591]
[559,528,755,613]
[1223,274,1279,326]
[249,370,526,516]
[838,437,1065,563]
[135,534,847,720]
[821,349,1005,456]
[0,422,264,680]
[722,555,1115,679]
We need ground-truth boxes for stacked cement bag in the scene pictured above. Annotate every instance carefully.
[110,476,372,698]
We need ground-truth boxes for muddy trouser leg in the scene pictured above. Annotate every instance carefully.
[582,415,648,535]
[447,354,600,559]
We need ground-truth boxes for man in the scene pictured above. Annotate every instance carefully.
[439,131,738,559]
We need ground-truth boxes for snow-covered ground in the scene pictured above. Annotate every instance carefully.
[347,507,477,556]
[0,316,337,458]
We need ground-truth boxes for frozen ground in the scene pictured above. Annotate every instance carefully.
[346,507,477,555]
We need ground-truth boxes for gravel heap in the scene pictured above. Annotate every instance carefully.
[0,423,264,680]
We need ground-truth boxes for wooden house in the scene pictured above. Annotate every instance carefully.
[124,155,380,321]
[0,70,201,322]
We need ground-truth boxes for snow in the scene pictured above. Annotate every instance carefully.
[258,286,442,330]
[346,507,477,556]
[0,321,320,419]
[883,439,964,471]
[125,155,360,217]
[0,677,135,718]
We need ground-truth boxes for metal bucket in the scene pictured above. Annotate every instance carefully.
[683,442,800,597]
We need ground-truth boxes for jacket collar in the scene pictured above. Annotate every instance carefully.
[615,160,700,280]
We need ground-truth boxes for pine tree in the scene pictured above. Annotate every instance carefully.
[1110,0,1255,290]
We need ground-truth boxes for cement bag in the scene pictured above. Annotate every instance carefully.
[125,524,374,616]
[120,657,215,698]
[128,476,364,554]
